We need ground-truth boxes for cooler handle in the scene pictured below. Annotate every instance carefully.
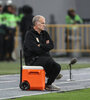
[28,71,40,74]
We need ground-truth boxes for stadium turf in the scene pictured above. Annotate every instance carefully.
[0,61,90,75]
[13,88,90,100]
[0,61,20,75]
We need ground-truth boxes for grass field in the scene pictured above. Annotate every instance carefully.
[11,88,90,100]
[0,61,20,75]
[0,60,90,75]
[0,60,90,100]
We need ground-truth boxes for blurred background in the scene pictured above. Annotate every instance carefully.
[0,1,90,99]
[2,0,90,24]
[0,0,90,62]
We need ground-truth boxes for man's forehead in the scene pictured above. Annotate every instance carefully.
[39,17,45,21]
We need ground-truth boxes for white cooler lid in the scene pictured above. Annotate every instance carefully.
[22,66,44,69]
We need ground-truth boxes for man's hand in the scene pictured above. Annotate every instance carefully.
[38,40,49,47]
[38,44,40,47]
[46,40,49,44]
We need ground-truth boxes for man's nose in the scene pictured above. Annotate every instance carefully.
[44,24,46,27]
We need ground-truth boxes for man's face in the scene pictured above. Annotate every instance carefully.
[70,11,75,16]
[36,17,46,31]
[0,6,2,12]
[8,6,13,13]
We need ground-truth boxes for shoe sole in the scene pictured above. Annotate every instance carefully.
[45,87,60,91]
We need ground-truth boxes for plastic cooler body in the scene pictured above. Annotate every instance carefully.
[22,66,45,90]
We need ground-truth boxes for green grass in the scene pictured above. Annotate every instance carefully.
[11,88,90,100]
[61,63,90,70]
[0,61,90,100]
[0,60,90,75]
[0,61,20,75]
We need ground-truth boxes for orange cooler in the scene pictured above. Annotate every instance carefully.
[22,66,45,90]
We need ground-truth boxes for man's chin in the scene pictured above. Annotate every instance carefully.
[42,28,46,31]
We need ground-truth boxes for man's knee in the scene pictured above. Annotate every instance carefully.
[53,62,61,74]
[56,63,61,73]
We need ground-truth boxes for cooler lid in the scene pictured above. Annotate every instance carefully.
[22,66,44,69]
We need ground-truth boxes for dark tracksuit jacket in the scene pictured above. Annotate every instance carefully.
[23,28,61,85]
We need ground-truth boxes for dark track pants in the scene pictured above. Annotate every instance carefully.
[27,56,61,85]
[0,34,4,60]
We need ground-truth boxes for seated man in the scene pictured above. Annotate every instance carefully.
[23,15,62,91]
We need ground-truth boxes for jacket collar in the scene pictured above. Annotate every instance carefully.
[31,28,44,36]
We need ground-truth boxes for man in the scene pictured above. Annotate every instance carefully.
[2,5,16,61]
[20,5,34,46]
[24,15,62,91]
[65,9,83,56]
[66,8,83,24]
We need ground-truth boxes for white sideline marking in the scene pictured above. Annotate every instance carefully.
[0,87,19,91]
[1,84,90,100]
[0,74,19,77]
[0,80,17,83]
[63,73,90,76]
[0,72,90,78]
[0,73,90,84]
[0,79,90,91]
[0,91,52,100]
[55,79,90,85]
[0,79,90,99]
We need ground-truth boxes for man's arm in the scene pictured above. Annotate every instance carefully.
[40,31,54,51]
[24,31,46,55]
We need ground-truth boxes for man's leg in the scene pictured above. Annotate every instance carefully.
[44,58,61,91]
[46,59,61,85]
[31,56,61,90]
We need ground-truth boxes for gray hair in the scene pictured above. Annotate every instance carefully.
[32,15,45,26]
